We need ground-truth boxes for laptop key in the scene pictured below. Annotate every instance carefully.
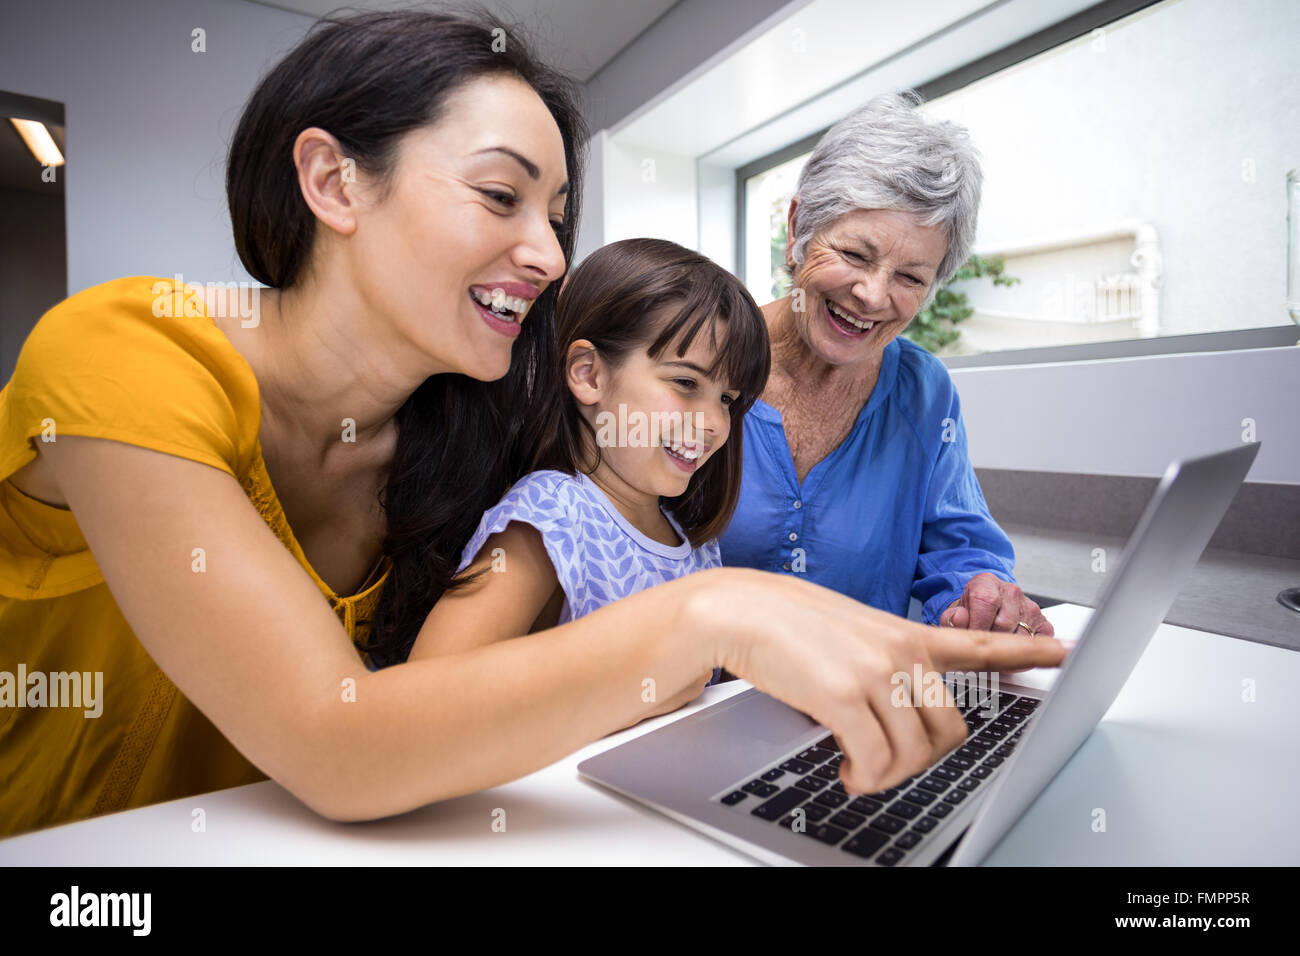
[982,755,1004,768]
[795,775,828,793]
[918,776,951,793]
[896,831,923,849]
[958,777,981,791]
[869,814,906,834]
[742,779,768,793]
[830,781,846,794]
[818,735,841,752]
[803,823,850,845]
[815,790,848,808]
[943,789,968,804]
[875,847,906,866]
[865,788,899,802]
[797,746,835,764]
[902,788,936,806]
[813,765,839,781]
[841,830,889,859]
[932,765,963,781]
[802,802,830,822]
[928,802,954,818]
[829,809,866,830]
[885,800,921,820]
[721,790,747,805]
[971,765,994,779]
[780,758,814,775]
[752,786,808,820]
[761,768,786,781]
[779,810,828,830]
[912,815,939,833]
[958,744,988,759]
[848,796,882,815]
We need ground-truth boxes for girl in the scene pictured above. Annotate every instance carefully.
[407,238,771,687]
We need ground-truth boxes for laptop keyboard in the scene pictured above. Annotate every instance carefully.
[714,681,1041,865]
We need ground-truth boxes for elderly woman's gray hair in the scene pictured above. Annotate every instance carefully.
[790,90,982,301]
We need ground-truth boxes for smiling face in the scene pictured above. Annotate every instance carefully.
[786,205,949,369]
[349,73,571,382]
[569,314,740,506]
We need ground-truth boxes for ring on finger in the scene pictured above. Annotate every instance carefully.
[1016,620,1036,636]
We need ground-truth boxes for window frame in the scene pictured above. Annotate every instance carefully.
[733,0,1297,368]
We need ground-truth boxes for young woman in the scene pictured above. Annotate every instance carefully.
[0,11,1067,838]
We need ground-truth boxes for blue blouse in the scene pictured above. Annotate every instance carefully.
[718,336,1016,624]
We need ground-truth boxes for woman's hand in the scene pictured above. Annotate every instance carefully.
[940,572,1055,637]
[685,568,1068,797]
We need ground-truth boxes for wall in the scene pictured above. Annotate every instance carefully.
[952,344,1299,484]
[581,0,797,135]
[0,0,316,304]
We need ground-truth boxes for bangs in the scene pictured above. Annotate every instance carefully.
[644,279,770,414]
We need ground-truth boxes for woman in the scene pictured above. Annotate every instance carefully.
[720,92,1054,637]
[0,13,1065,839]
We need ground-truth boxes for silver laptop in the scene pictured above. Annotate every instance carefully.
[578,443,1261,866]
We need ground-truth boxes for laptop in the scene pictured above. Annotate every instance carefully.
[577,443,1261,866]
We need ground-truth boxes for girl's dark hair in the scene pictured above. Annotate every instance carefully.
[226,9,587,668]
[530,238,771,547]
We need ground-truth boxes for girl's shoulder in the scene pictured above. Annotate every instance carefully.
[497,469,585,509]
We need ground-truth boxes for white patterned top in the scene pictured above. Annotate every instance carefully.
[459,469,722,624]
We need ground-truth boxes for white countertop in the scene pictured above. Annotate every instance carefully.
[3,603,1297,866]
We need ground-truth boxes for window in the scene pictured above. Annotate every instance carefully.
[739,0,1300,357]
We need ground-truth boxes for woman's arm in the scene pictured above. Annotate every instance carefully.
[407,521,561,661]
[410,521,715,726]
[38,435,1068,823]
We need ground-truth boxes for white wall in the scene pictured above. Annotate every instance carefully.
[0,0,315,296]
[602,139,698,251]
[953,344,1299,484]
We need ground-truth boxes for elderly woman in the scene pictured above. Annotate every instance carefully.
[720,91,1054,638]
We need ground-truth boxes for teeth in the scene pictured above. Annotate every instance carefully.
[665,442,702,461]
[827,300,874,331]
[472,288,529,316]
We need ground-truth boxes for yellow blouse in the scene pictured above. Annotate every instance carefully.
[0,276,390,838]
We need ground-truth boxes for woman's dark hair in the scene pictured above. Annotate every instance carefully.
[226,8,587,667]
[529,238,771,548]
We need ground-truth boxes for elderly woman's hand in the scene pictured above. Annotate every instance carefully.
[941,572,1055,637]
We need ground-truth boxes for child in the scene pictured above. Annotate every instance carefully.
[407,238,770,685]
